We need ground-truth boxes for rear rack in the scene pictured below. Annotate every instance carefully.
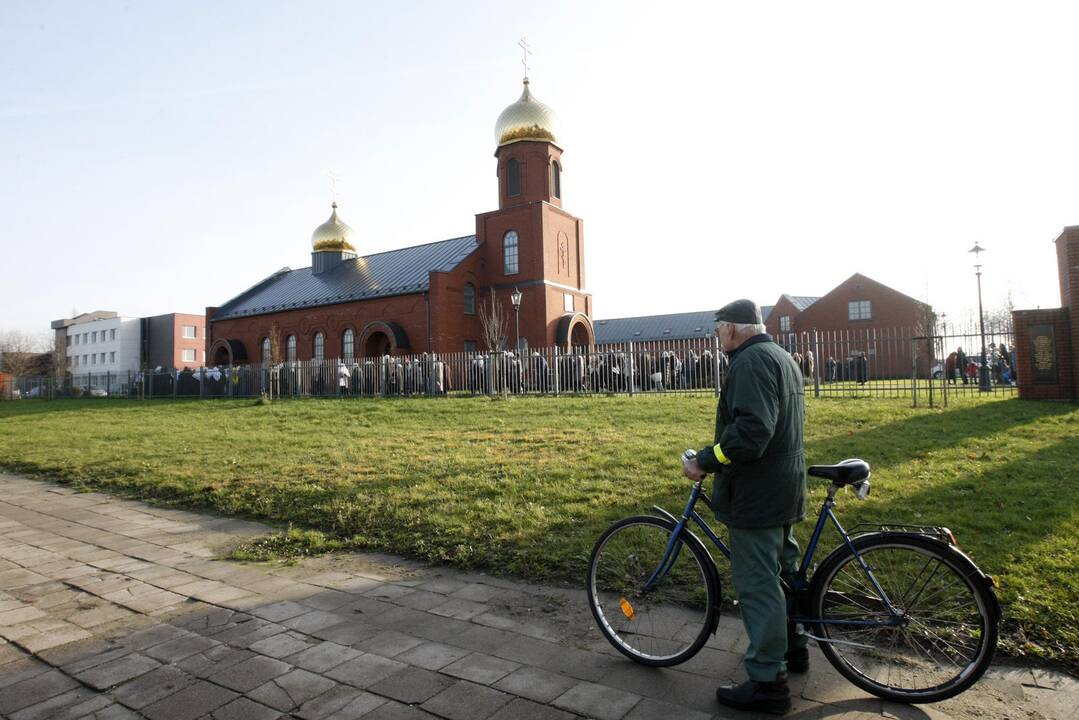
[848,523,956,545]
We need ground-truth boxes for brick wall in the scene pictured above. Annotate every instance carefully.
[1012,308,1074,400]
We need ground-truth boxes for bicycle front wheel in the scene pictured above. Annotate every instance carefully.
[810,533,998,703]
[587,515,715,666]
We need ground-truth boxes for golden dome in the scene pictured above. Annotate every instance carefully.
[494,78,559,147]
[311,202,356,252]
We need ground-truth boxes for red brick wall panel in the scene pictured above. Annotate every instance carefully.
[1012,308,1074,400]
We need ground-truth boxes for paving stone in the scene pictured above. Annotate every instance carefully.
[209,654,293,692]
[326,653,408,688]
[488,697,578,720]
[177,646,254,679]
[292,684,364,719]
[322,691,389,719]
[623,697,714,720]
[249,632,314,658]
[300,590,354,611]
[109,665,196,709]
[210,697,283,720]
[0,605,48,626]
[368,666,455,704]
[22,691,114,720]
[448,583,503,603]
[428,597,489,621]
[394,641,472,670]
[68,603,134,629]
[395,590,452,611]
[553,681,642,720]
[311,619,381,645]
[76,653,160,690]
[141,680,239,720]
[282,610,345,634]
[50,644,128,674]
[442,652,520,685]
[143,633,220,662]
[363,584,415,600]
[249,669,337,711]
[421,680,513,720]
[354,629,425,657]
[0,669,80,715]
[448,624,519,654]
[288,640,363,672]
[123,623,190,651]
[416,577,468,595]
[492,665,578,703]
[19,623,95,652]
[355,699,438,719]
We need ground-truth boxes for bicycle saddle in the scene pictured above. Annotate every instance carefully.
[808,459,870,485]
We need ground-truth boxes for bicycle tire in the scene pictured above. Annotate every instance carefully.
[586,515,715,667]
[809,533,998,703]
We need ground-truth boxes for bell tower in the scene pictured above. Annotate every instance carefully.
[475,68,593,351]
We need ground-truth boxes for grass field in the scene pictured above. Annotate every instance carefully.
[0,395,1076,668]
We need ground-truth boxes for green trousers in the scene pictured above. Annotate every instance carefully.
[728,523,806,681]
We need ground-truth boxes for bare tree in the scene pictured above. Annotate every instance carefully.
[266,322,284,399]
[478,288,508,352]
[0,330,46,377]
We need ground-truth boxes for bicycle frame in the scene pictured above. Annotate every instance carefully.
[645,479,905,631]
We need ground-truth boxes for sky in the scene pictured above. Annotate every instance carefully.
[2,1,1076,342]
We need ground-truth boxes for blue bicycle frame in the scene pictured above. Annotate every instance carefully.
[644,479,905,631]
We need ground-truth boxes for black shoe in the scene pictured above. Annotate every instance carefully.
[716,673,792,715]
[785,647,809,674]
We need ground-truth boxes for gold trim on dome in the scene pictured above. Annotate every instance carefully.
[311,202,356,252]
[495,78,558,147]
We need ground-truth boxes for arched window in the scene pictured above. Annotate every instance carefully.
[503,231,519,275]
[286,335,297,363]
[313,332,325,362]
[507,158,521,197]
[551,161,561,199]
[342,329,354,361]
[261,337,271,363]
[463,283,476,315]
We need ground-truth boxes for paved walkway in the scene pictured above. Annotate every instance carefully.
[0,475,1073,720]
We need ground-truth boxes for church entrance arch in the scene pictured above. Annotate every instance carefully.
[357,321,411,358]
[365,332,391,357]
[555,313,595,350]
[207,338,247,367]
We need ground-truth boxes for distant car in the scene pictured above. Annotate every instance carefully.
[85,386,108,398]
[931,362,944,380]
[25,386,48,398]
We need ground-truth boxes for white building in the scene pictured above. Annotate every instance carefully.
[64,315,141,376]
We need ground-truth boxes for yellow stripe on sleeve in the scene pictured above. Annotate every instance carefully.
[713,444,732,465]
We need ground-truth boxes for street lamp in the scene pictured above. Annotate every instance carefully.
[968,243,991,392]
[510,287,522,353]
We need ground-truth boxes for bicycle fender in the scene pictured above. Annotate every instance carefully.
[830,532,1002,622]
[650,506,724,635]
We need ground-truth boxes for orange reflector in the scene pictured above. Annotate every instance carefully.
[619,597,635,620]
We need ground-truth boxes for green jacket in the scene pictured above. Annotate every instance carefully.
[696,335,807,529]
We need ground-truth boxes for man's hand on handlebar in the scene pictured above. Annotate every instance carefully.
[682,456,707,482]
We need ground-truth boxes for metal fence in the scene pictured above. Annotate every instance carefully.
[2,324,1017,403]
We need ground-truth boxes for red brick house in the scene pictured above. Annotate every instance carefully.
[207,77,593,366]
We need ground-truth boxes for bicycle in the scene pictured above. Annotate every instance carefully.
[586,457,1001,704]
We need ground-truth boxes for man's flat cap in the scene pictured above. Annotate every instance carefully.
[714,299,762,325]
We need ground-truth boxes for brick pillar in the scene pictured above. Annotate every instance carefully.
[1057,228,1079,394]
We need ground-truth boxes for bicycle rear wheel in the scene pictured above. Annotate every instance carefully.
[810,533,997,703]
[587,515,715,666]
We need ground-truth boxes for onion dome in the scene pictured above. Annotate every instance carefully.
[311,202,356,252]
[494,77,559,147]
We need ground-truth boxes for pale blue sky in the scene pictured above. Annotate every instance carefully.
[2,1,1076,340]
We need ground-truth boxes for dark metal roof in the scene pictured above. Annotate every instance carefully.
[213,235,479,321]
[594,305,776,344]
[784,294,820,312]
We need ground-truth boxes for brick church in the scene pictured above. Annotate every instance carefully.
[206,76,593,367]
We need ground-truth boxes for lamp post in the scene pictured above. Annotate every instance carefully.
[968,243,991,392]
[510,287,522,353]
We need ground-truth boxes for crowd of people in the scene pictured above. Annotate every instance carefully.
[943,343,1016,386]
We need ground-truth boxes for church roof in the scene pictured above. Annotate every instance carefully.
[594,305,776,344]
[783,294,820,312]
[213,235,479,321]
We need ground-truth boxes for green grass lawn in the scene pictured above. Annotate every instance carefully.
[0,395,1076,668]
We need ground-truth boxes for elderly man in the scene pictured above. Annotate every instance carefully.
[683,299,807,715]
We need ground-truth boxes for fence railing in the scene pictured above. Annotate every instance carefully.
[1,324,1017,402]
